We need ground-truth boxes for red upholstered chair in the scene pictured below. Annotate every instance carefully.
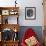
[21,28,41,46]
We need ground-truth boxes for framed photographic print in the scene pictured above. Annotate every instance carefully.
[25,7,36,20]
[2,10,9,15]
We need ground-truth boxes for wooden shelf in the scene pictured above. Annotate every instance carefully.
[0,7,19,10]
[0,40,19,46]
[0,7,20,46]
[0,7,19,24]
[2,40,19,42]
[0,24,20,32]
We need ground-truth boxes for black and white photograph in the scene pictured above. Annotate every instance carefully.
[25,7,36,20]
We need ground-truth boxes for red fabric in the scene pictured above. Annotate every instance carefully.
[21,28,41,46]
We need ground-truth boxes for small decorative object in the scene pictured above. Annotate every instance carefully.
[25,7,36,20]
[9,10,18,15]
[14,29,17,32]
[10,10,15,15]
[15,0,17,7]
[2,10,9,15]
[2,16,8,24]
[5,18,8,24]
[13,32,18,41]
[13,28,18,40]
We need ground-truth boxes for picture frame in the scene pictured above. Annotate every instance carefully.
[2,10,9,15]
[25,7,36,20]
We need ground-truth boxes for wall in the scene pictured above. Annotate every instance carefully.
[0,0,44,26]
[18,0,44,26]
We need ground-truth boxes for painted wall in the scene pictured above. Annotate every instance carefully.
[0,0,44,26]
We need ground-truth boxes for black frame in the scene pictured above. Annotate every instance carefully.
[25,7,36,20]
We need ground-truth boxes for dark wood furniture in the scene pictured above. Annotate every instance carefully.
[0,7,19,24]
[0,7,20,46]
[0,41,2,46]
[2,40,19,46]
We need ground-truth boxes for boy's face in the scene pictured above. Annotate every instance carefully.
[25,36,38,46]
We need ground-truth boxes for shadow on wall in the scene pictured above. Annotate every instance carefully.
[18,26,44,44]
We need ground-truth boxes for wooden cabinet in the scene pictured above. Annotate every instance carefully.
[0,7,20,46]
[0,7,19,24]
